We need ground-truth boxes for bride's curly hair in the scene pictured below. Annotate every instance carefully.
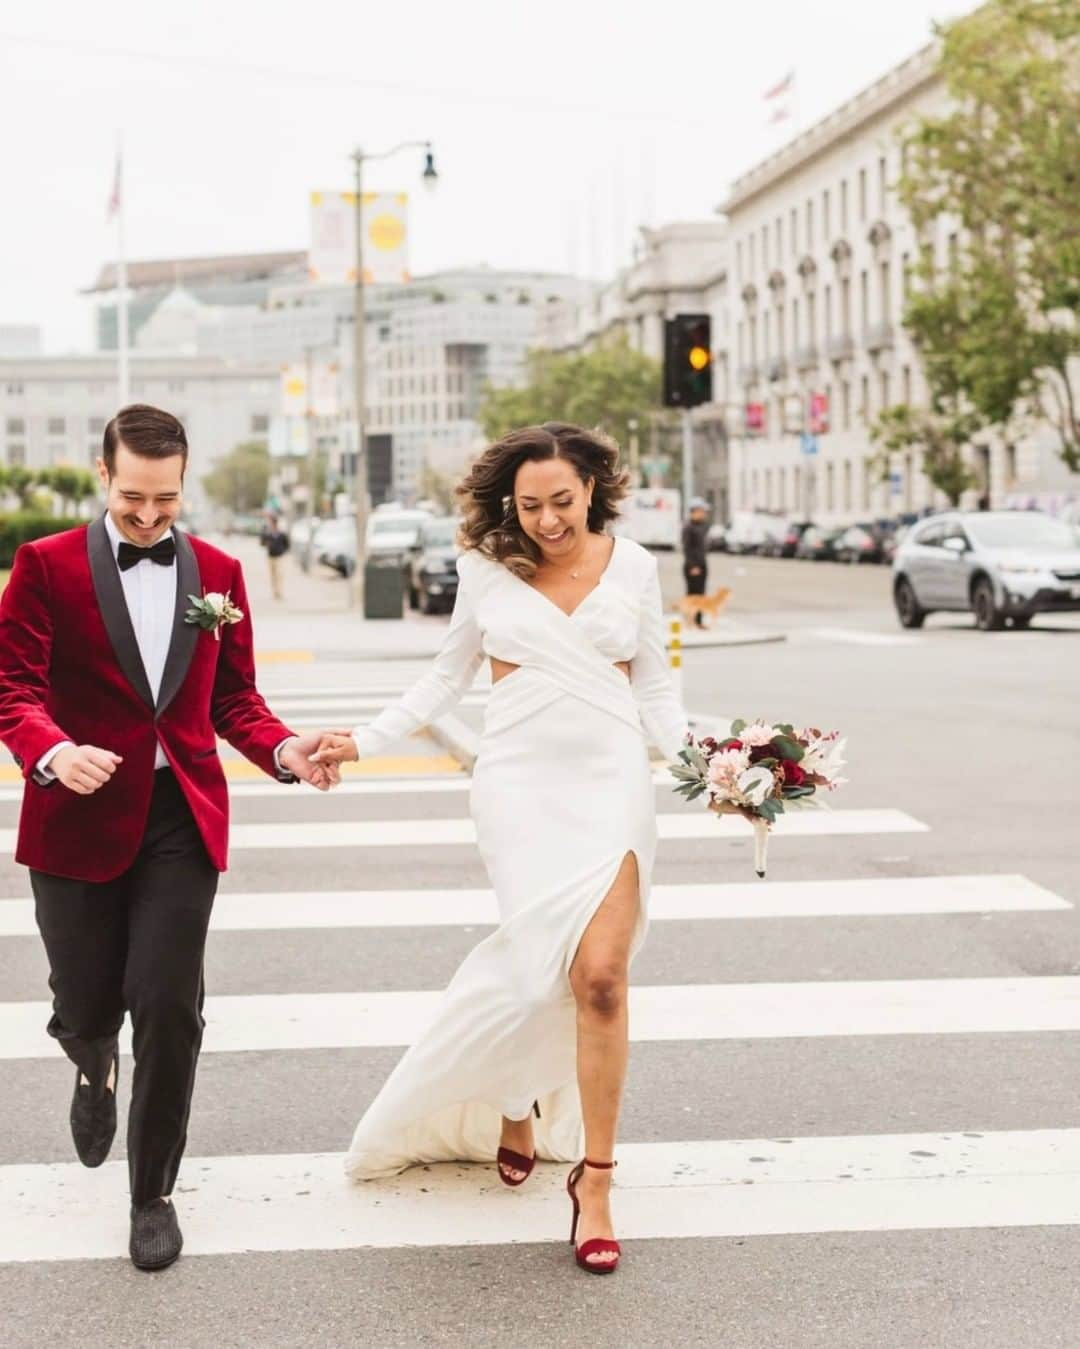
[456,422,629,579]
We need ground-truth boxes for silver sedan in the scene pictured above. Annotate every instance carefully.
[892,510,1080,630]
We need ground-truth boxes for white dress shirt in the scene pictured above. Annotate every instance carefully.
[38,515,177,776]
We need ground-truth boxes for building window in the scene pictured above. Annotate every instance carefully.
[790,207,797,257]
[5,417,25,435]
[89,416,106,435]
[792,296,800,347]
[901,252,912,297]
[860,374,870,421]
[902,365,912,404]
[6,443,26,466]
[88,443,100,465]
[47,417,65,435]
[878,155,887,213]
[806,198,814,249]
[858,167,867,221]
[840,179,848,232]
[762,224,769,271]
[823,188,831,241]
[862,461,872,510]
[880,262,891,322]
[843,460,852,511]
[840,277,851,336]
[5,383,24,396]
[251,413,270,434]
[842,380,851,430]
[87,383,106,395]
[860,270,869,331]
[880,370,890,409]
[775,215,782,259]
[825,462,835,511]
[736,240,744,282]
[749,234,756,274]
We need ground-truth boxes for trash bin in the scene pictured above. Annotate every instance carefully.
[363,552,404,619]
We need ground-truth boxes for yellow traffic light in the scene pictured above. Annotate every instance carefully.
[688,345,710,371]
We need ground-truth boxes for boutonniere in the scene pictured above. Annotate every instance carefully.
[185,590,245,641]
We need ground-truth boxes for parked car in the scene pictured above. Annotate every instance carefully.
[833,523,887,564]
[763,519,814,558]
[892,509,1080,630]
[365,509,433,556]
[313,517,357,577]
[706,523,728,552]
[726,512,787,555]
[407,517,461,614]
[794,525,843,561]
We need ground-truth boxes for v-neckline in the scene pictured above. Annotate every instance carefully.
[518,535,620,620]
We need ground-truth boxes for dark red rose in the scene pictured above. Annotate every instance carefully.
[699,736,719,752]
[781,760,806,786]
[749,743,775,763]
[717,737,744,752]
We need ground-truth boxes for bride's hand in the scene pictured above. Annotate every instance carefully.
[309,732,359,765]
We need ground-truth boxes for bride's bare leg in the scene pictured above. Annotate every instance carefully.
[568,851,639,1266]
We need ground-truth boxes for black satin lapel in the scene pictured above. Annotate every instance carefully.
[87,515,155,711]
[155,529,201,721]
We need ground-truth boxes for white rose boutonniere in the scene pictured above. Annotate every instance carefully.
[185,590,245,641]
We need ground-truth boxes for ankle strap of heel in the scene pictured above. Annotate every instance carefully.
[583,1158,616,1170]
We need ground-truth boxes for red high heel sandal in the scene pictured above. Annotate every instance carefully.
[496,1100,540,1188]
[567,1158,621,1274]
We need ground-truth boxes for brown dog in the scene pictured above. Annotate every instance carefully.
[674,586,732,628]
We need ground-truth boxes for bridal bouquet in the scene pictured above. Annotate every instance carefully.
[669,719,847,877]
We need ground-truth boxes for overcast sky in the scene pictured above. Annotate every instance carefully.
[1,0,977,352]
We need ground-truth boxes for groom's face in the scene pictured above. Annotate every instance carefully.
[98,444,184,547]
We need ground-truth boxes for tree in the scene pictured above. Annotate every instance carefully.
[415,463,457,514]
[202,441,270,514]
[478,336,665,451]
[897,0,1080,469]
[869,403,980,507]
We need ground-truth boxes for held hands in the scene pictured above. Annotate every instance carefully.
[278,730,349,791]
[308,732,360,766]
[52,745,123,795]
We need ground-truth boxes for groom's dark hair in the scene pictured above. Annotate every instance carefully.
[103,404,188,477]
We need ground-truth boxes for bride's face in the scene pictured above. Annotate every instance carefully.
[513,458,593,562]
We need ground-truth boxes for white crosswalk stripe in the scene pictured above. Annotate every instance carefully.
[2,726,1078,1278]
[5,1128,1080,1263]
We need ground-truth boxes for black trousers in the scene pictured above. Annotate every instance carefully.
[683,564,708,626]
[31,770,218,1205]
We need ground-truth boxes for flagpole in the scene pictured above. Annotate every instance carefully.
[115,137,130,406]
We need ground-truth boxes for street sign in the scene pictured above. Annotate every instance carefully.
[800,433,819,456]
[889,471,902,496]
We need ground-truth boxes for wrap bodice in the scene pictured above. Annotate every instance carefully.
[352,535,689,761]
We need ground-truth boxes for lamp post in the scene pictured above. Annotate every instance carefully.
[349,140,438,610]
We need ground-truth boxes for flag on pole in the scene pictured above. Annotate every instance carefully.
[106,152,122,220]
[763,69,795,124]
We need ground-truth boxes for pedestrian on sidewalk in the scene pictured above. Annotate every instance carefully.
[0,404,340,1272]
[260,513,290,601]
[312,421,690,1275]
[681,497,711,627]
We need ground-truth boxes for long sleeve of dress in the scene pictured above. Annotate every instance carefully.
[629,555,691,761]
[351,559,485,758]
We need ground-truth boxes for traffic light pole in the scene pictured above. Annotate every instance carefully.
[681,408,694,508]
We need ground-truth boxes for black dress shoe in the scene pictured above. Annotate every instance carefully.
[130,1199,183,1271]
[70,1056,118,1168]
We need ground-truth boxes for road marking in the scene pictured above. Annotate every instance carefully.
[0,756,464,789]
[804,627,927,647]
[4,1128,1080,1262]
[0,874,1063,937]
[1,807,929,854]
[254,650,315,664]
[3,975,1079,1058]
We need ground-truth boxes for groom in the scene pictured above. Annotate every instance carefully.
[0,404,338,1270]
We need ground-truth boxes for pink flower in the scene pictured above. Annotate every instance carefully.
[740,720,777,748]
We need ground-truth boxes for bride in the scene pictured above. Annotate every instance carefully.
[312,422,688,1273]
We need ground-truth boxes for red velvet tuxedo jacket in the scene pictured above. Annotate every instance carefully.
[0,518,296,881]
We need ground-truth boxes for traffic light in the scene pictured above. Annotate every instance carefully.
[663,313,713,409]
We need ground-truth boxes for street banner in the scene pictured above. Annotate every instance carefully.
[310,362,340,418]
[809,390,829,434]
[308,190,358,286]
[360,192,410,284]
[745,402,765,435]
[280,363,308,417]
[269,415,308,459]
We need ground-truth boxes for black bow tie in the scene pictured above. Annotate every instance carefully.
[117,537,176,572]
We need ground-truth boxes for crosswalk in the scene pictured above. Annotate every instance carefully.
[1,669,1077,1284]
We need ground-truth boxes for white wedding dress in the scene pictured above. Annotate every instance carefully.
[344,534,688,1179]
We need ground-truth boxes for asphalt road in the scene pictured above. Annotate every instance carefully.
[2,554,1079,1349]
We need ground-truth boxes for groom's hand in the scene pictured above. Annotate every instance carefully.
[279,731,346,791]
[309,732,360,766]
[52,745,123,795]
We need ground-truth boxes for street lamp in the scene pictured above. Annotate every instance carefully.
[349,139,437,611]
